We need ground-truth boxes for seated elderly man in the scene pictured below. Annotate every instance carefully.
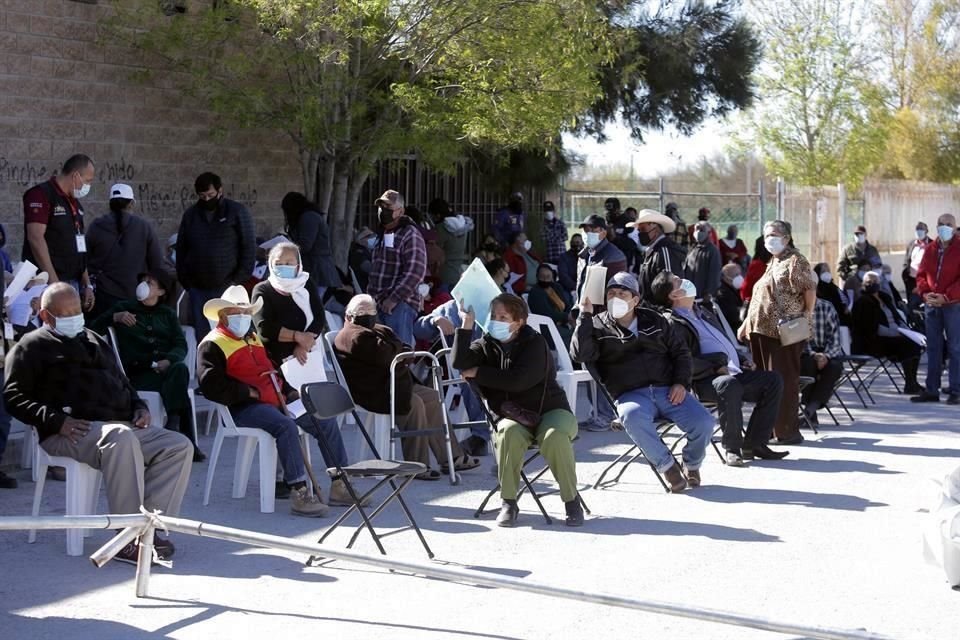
[801,298,845,425]
[335,294,479,480]
[3,283,193,562]
[570,272,714,492]
[197,285,344,517]
[650,272,788,467]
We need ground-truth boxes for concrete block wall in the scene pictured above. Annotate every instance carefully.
[0,0,303,254]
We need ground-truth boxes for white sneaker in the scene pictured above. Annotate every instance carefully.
[583,417,612,432]
[290,486,329,518]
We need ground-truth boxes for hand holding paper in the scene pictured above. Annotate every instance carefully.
[580,265,607,309]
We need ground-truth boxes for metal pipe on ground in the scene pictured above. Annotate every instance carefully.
[0,514,894,640]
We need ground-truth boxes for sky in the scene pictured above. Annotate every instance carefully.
[562,118,732,177]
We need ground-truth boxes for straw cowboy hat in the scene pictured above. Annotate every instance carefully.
[202,285,263,321]
[628,209,677,234]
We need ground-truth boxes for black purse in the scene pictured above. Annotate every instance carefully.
[498,342,549,429]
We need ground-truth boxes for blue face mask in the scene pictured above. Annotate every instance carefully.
[938,225,954,242]
[272,264,298,279]
[366,237,377,250]
[226,314,252,337]
[488,320,514,341]
[53,313,85,338]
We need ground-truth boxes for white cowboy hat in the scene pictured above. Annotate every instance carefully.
[628,209,677,234]
[202,285,263,321]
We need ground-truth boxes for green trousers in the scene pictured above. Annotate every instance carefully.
[496,408,579,502]
[130,361,191,415]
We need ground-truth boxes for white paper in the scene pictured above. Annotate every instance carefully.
[4,260,37,307]
[383,233,395,249]
[286,399,307,418]
[75,235,87,253]
[506,271,523,287]
[450,257,503,333]
[898,327,927,347]
[280,349,328,394]
[8,284,44,326]
[258,234,288,250]
[580,265,608,306]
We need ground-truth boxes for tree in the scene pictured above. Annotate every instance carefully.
[739,0,888,191]
[107,0,610,266]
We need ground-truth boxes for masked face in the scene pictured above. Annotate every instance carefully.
[863,282,880,295]
[353,314,377,329]
[585,231,601,249]
[607,297,631,319]
[695,229,709,244]
[764,236,785,255]
[365,236,377,250]
[378,206,395,227]
[571,240,584,252]
[198,189,221,211]
[53,312,85,338]
[272,264,298,279]
[855,232,866,244]
[726,229,737,240]
[522,239,532,252]
[731,275,744,289]
[226,313,251,337]
[72,176,92,199]
[938,225,955,242]
[488,319,515,341]
[916,229,927,240]
[136,281,152,302]
[678,278,697,299]
[545,210,555,221]
[820,271,833,284]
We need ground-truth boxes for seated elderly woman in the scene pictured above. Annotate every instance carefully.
[851,270,923,394]
[334,294,479,480]
[91,270,204,461]
[452,293,584,528]
[251,241,328,368]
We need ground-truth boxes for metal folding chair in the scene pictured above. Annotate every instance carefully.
[797,376,818,434]
[301,382,433,562]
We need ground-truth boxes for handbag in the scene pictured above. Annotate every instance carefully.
[770,260,811,346]
[498,341,549,429]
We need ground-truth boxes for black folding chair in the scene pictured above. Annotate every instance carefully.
[301,382,434,563]
[797,376,818,434]
[467,380,590,525]
[584,364,686,492]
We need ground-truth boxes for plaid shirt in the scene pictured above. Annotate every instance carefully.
[541,219,568,264]
[368,218,428,308]
[668,217,690,251]
[805,298,843,359]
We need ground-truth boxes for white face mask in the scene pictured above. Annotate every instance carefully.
[819,271,833,283]
[731,275,744,289]
[679,279,697,299]
[417,282,431,297]
[522,239,532,251]
[764,236,785,255]
[608,297,631,319]
[916,229,927,240]
[585,232,601,249]
[135,281,151,301]
[855,233,866,244]
[73,181,91,199]
[545,210,555,221]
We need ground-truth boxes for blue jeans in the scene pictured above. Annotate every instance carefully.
[230,402,350,485]
[614,386,714,472]
[188,287,224,340]
[0,392,10,458]
[379,301,417,347]
[924,304,960,394]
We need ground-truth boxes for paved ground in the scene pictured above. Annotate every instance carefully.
[1,374,959,640]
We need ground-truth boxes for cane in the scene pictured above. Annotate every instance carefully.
[263,370,323,499]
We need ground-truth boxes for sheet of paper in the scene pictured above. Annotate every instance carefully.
[506,271,523,287]
[580,265,608,306]
[280,348,328,394]
[258,234,288,250]
[8,284,45,326]
[4,260,37,306]
[898,327,927,347]
[383,233,395,249]
[450,257,503,333]
[286,399,307,418]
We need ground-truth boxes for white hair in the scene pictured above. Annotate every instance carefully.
[345,294,377,318]
[268,241,301,267]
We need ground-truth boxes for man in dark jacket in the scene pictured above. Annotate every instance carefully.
[684,221,722,300]
[631,209,687,304]
[715,263,744,332]
[837,224,882,281]
[570,272,713,492]
[4,283,193,560]
[334,294,473,477]
[176,172,256,340]
[650,272,788,467]
[664,202,689,252]
[557,233,583,292]
[575,214,627,306]
[604,197,638,270]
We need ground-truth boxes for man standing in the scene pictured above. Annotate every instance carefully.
[912,214,960,404]
[22,154,96,312]
[664,202,689,253]
[176,172,255,339]
[687,207,719,248]
[558,233,583,293]
[4,283,193,561]
[684,221,722,300]
[492,192,525,246]
[541,201,568,265]
[575,215,627,307]
[604,197,639,271]
[903,221,933,303]
[368,190,427,347]
[837,225,882,282]
[631,209,687,304]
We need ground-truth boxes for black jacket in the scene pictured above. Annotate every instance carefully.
[176,197,255,290]
[637,236,686,304]
[4,328,146,441]
[714,281,743,332]
[661,309,731,382]
[851,292,902,356]
[570,307,693,399]
[817,281,852,327]
[334,321,413,415]
[575,239,627,300]
[251,280,327,368]
[451,325,569,417]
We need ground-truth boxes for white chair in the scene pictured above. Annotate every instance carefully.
[839,326,853,356]
[28,428,102,556]
[8,418,32,471]
[183,326,217,435]
[348,267,363,294]
[202,403,313,513]
[325,310,344,333]
[526,313,597,421]
[105,327,168,427]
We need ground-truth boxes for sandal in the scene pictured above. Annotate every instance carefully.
[442,454,481,473]
[414,469,442,481]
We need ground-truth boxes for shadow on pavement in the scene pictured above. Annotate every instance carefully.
[751,458,902,475]
[527,516,782,542]
[804,436,960,459]
[3,615,162,640]
[687,485,887,511]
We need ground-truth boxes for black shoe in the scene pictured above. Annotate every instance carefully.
[192,449,207,463]
[496,499,519,528]
[911,391,940,403]
[746,444,790,460]
[564,498,584,527]
[114,539,168,566]
[777,433,804,446]
[903,382,924,395]
[275,481,291,500]
[0,471,17,489]
[460,435,489,457]
[153,535,176,560]
[948,394,960,405]
[48,466,66,482]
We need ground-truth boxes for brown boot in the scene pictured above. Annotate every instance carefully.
[663,463,688,493]
[683,465,701,488]
[328,478,370,507]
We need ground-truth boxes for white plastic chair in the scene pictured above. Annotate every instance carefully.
[183,326,217,435]
[325,310,344,333]
[9,418,32,471]
[526,313,597,421]
[28,427,102,556]
[202,403,313,514]
[105,328,168,427]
